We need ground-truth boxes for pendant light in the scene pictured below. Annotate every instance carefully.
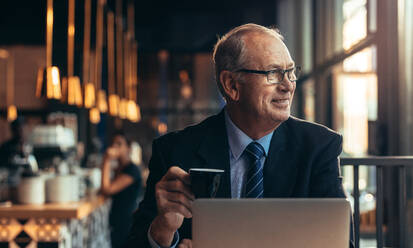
[123,31,132,121]
[116,0,127,119]
[126,42,140,123]
[89,107,100,124]
[133,41,142,122]
[7,106,17,122]
[0,49,8,59]
[35,0,62,100]
[119,98,128,119]
[107,11,119,116]
[125,2,140,123]
[7,53,17,122]
[62,0,82,106]
[95,0,107,113]
[83,0,95,108]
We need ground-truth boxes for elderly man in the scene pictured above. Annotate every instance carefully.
[126,23,354,248]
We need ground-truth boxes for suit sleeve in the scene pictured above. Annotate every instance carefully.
[125,139,169,248]
[309,134,355,248]
[309,134,345,197]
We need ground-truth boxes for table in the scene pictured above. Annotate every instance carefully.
[0,194,111,248]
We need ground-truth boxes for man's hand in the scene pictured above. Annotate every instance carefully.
[150,166,195,247]
[178,239,192,248]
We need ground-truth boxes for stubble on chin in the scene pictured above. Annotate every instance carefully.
[270,108,290,123]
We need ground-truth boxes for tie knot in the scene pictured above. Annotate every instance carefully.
[245,142,265,160]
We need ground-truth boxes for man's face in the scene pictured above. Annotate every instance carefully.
[235,33,296,125]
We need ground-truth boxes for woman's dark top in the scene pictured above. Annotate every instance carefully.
[109,162,142,248]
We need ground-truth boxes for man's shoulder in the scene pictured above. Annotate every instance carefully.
[154,113,220,147]
[285,116,342,145]
[286,116,339,134]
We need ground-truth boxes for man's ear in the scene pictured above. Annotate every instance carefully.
[219,70,240,101]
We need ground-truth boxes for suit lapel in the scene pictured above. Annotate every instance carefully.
[195,114,300,198]
[264,119,299,197]
[196,110,231,198]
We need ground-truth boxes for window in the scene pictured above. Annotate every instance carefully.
[334,1,378,245]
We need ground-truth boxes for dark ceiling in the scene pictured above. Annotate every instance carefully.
[0,0,278,52]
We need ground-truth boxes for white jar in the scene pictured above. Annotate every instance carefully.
[46,175,79,203]
[17,176,45,204]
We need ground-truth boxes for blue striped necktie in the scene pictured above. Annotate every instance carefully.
[245,142,265,198]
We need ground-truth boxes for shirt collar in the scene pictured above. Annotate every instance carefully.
[224,110,274,160]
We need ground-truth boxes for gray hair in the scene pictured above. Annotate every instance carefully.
[212,23,284,98]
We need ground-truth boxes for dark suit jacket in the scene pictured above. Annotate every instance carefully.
[125,110,354,247]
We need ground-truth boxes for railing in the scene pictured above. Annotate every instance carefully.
[340,156,413,248]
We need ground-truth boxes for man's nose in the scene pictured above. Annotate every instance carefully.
[277,76,294,92]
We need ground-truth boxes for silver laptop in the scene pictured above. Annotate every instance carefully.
[192,198,350,248]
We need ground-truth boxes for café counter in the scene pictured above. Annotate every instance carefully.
[0,194,111,248]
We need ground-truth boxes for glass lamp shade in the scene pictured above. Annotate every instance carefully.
[0,49,9,59]
[157,122,168,135]
[97,90,108,113]
[62,76,83,106]
[127,100,141,123]
[35,66,62,100]
[108,94,120,116]
[127,100,137,122]
[69,76,83,106]
[181,84,193,99]
[84,83,96,108]
[118,98,128,119]
[89,107,100,124]
[7,105,17,122]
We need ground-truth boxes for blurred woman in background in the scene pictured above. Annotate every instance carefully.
[101,131,142,248]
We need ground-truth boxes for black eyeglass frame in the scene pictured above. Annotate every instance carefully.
[235,66,301,84]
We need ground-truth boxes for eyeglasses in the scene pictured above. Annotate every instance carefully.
[235,66,301,84]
